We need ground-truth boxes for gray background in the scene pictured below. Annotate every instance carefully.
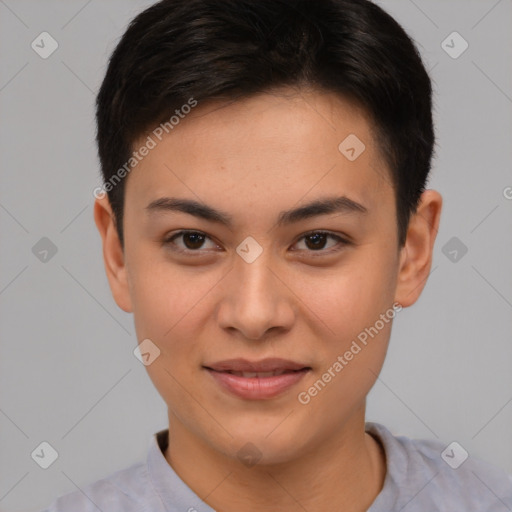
[0,0,511,510]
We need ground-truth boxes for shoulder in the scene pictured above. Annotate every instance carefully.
[367,422,512,510]
[42,460,154,512]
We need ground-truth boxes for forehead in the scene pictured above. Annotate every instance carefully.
[125,88,393,221]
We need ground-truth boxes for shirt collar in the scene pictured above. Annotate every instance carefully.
[147,428,216,512]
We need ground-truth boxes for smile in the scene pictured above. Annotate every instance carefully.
[203,358,311,400]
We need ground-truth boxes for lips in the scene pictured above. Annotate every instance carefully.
[203,358,311,400]
[224,370,293,378]
[204,357,309,373]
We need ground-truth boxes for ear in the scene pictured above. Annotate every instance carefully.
[93,196,133,313]
[394,190,442,308]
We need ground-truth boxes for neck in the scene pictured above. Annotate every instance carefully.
[163,407,386,511]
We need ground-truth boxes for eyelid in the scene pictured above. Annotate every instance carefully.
[298,229,350,243]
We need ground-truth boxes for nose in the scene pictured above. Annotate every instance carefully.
[215,248,296,341]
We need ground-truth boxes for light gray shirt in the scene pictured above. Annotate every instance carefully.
[42,422,512,511]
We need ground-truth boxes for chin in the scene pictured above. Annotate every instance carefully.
[214,421,310,467]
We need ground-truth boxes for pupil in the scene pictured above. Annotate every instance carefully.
[184,233,204,249]
[306,233,326,250]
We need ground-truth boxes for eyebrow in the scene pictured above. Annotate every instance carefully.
[145,195,368,229]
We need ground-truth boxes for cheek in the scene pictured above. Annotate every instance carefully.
[128,262,211,411]
[303,260,397,340]
[129,258,217,359]
[295,268,395,426]
[129,269,177,342]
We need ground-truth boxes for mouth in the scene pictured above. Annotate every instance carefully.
[214,369,304,378]
[203,358,311,400]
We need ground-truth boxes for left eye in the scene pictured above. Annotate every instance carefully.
[292,231,346,253]
[163,230,348,255]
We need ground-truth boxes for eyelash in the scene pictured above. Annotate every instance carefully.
[163,230,350,257]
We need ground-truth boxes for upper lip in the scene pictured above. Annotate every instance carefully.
[204,358,310,372]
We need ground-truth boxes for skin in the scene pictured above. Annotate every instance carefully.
[94,87,442,511]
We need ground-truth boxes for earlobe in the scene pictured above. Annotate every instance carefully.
[394,190,442,308]
[93,196,133,313]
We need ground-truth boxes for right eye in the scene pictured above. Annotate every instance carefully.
[163,230,221,255]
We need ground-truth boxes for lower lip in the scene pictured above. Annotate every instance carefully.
[206,368,310,400]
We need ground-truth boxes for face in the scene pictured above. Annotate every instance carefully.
[96,88,439,465]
